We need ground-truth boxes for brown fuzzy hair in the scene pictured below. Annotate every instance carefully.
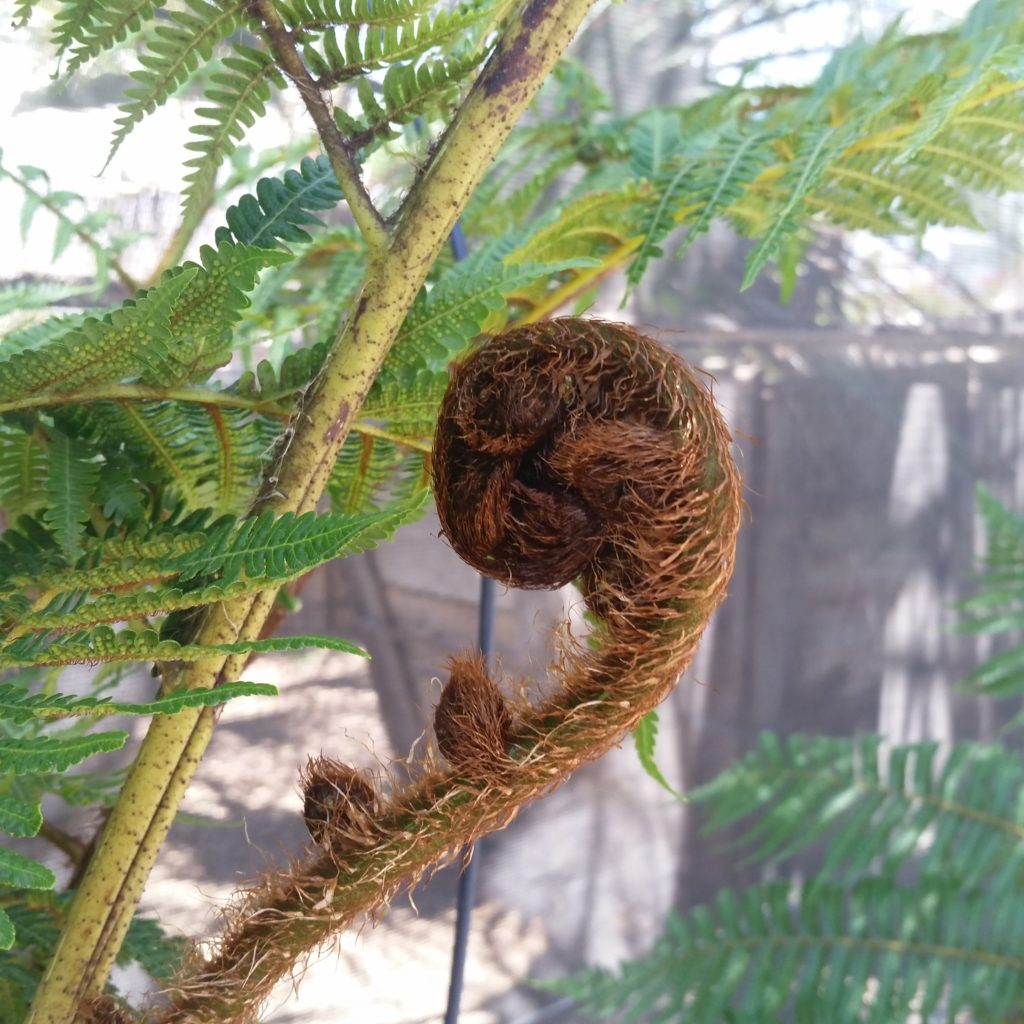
[300,756,382,852]
[155,319,741,1024]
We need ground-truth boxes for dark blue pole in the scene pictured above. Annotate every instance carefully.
[442,214,494,1024]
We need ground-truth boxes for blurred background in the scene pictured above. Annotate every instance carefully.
[2,0,1023,1020]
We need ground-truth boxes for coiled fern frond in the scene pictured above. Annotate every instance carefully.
[156,318,742,1024]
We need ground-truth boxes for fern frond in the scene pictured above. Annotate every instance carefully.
[181,47,286,236]
[174,494,427,582]
[692,732,1024,888]
[216,156,345,249]
[385,255,599,378]
[362,368,447,435]
[0,797,43,839]
[60,0,160,76]
[0,681,263,719]
[43,431,100,562]
[338,53,483,149]
[299,2,494,87]
[0,154,125,291]
[0,849,55,893]
[0,425,47,519]
[0,679,277,717]
[551,878,1024,1023]
[234,341,332,405]
[957,488,1024,695]
[742,123,856,289]
[0,281,90,317]
[280,0,433,30]
[0,729,127,776]
[0,270,196,401]
[158,242,294,381]
[328,434,425,514]
[0,628,364,669]
[0,243,289,407]
[673,129,774,264]
[2,496,427,633]
[106,0,248,167]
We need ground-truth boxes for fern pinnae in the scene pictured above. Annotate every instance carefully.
[105,0,249,168]
[0,627,366,670]
[0,270,195,402]
[339,53,484,150]
[827,161,981,228]
[693,733,1024,889]
[216,156,345,249]
[552,878,1024,1024]
[181,47,286,238]
[281,0,434,31]
[302,1,496,87]
[742,122,854,289]
[0,427,48,518]
[43,432,101,563]
[675,129,771,263]
[50,0,104,66]
[59,0,160,77]
[624,139,704,293]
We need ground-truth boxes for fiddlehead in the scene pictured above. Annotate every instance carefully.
[157,318,740,1024]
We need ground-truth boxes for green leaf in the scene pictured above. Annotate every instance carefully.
[692,732,1024,888]
[43,431,100,562]
[0,848,55,891]
[0,680,277,721]
[547,877,1024,1023]
[106,0,247,167]
[742,124,853,290]
[120,914,187,981]
[0,796,43,838]
[0,729,127,775]
[216,155,344,249]
[181,47,285,236]
[174,493,428,583]
[0,630,367,671]
[633,711,684,800]
[0,267,196,401]
[0,908,13,950]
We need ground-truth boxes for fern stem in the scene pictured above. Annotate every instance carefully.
[37,821,87,868]
[26,2,600,1019]
[252,0,389,254]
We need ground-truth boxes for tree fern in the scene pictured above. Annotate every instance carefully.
[550,878,1024,1024]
